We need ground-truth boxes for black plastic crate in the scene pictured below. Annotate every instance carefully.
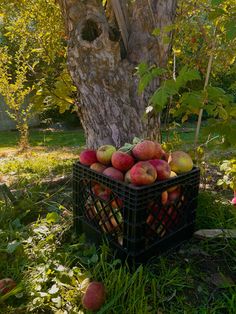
[73,162,200,264]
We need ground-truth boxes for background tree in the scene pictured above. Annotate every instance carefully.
[137,0,236,149]
[0,43,34,150]
[58,0,177,148]
[0,0,76,148]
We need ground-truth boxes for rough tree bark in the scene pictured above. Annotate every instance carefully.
[58,0,177,148]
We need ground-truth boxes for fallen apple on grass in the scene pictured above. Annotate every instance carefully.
[82,281,106,311]
[0,278,16,295]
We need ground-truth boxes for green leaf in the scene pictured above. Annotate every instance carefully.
[46,212,60,224]
[218,106,228,120]
[6,240,22,254]
[225,22,236,41]
[163,80,179,95]
[230,107,236,118]
[138,72,153,95]
[211,0,224,5]
[176,67,201,88]
[136,62,148,76]
[150,88,169,110]
[180,91,204,112]
[152,28,161,36]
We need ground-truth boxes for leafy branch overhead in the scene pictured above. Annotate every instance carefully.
[137,64,201,112]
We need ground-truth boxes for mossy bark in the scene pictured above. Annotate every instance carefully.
[58,0,177,148]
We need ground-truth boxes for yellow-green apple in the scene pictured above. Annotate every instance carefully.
[124,169,131,183]
[149,159,171,181]
[79,149,98,166]
[103,167,124,181]
[92,183,111,201]
[90,162,107,173]
[130,161,157,185]
[132,140,156,160]
[82,281,106,311]
[111,151,135,172]
[0,278,16,295]
[96,145,116,165]
[168,151,193,173]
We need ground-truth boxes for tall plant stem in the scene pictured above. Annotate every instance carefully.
[194,52,214,148]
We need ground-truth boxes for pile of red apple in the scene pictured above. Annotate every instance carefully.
[79,140,193,186]
[79,139,194,238]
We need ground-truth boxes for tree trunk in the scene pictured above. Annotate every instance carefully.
[58,0,177,148]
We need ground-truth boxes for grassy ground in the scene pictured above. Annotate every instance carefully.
[0,128,85,150]
[0,127,235,313]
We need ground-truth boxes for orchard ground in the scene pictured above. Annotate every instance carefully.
[0,125,235,313]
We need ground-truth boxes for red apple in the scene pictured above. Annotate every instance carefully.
[146,213,155,225]
[124,169,132,183]
[162,151,169,162]
[90,162,107,173]
[168,151,193,173]
[103,167,124,181]
[0,278,16,295]
[96,145,116,165]
[168,188,181,204]
[161,191,168,205]
[167,171,178,192]
[149,159,171,181]
[111,151,135,172]
[153,142,165,159]
[111,198,123,209]
[82,281,106,311]
[130,161,157,186]
[92,183,111,201]
[166,205,181,229]
[132,140,156,160]
[79,149,97,166]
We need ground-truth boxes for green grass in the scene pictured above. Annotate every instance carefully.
[0,128,85,149]
[0,188,235,313]
[0,124,235,313]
